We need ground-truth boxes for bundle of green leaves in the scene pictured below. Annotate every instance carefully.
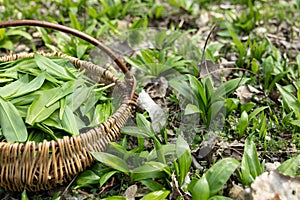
[0,53,113,143]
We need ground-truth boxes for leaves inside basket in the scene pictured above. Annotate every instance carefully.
[0,54,113,143]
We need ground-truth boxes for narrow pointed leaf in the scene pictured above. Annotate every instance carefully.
[26,87,60,125]
[140,190,170,200]
[61,105,79,136]
[46,81,76,107]
[176,135,192,187]
[190,176,210,200]
[205,158,240,196]
[10,72,46,99]
[0,97,27,142]
[0,74,29,99]
[34,53,75,80]
[91,152,129,174]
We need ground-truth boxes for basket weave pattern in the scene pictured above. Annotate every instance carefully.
[0,52,136,191]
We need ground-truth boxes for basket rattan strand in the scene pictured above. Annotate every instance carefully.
[0,20,137,192]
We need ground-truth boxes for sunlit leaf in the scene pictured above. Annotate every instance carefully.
[131,164,166,181]
[99,170,118,188]
[239,137,263,186]
[140,190,170,200]
[190,176,210,200]
[91,152,129,174]
[176,135,192,187]
[205,158,239,196]
[61,105,79,136]
[0,97,27,142]
[26,87,60,125]
[34,53,75,80]
[277,154,300,177]
[75,170,100,189]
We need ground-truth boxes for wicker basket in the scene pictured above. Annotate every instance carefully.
[0,20,137,192]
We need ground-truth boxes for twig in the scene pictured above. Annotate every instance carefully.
[98,177,115,195]
[60,175,78,199]
[199,24,217,79]
[75,189,95,199]
[200,67,254,78]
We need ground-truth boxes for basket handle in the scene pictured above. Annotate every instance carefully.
[0,20,136,102]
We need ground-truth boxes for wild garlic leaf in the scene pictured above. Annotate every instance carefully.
[0,78,14,83]
[59,98,67,120]
[46,80,76,107]
[67,86,92,112]
[0,97,27,142]
[91,102,111,125]
[0,74,29,99]
[0,71,18,79]
[9,72,46,99]
[61,105,79,136]
[34,53,76,81]
[10,92,38,106]
[26,87,60,125]
[42,111,64,130]
[4,58,36,72]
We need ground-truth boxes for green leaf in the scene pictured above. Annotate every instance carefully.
[136,113,155,137]
[6,29,33,41]
[147,144,176,161]
[277,154,300,177]
[239,137,263,186]
[76,43,89,59]
[238,111,249,137]
[276,84,300,119]
[0,74,29,99]
[176,135,192,187]
[0,97,28,142]
[91,152,129,174]
[251,58,259,73]
[146,161,171,176]
[67,86,92,112]
[36,27,53,45]
[290,120,300,128]
[131,164,166,181]
[26,87,60,125]
[102,197,126,200]
[169,75,195,102]
[227,26,244,54]
[75,170,100,189]
[69,11,81,30]
[21,190,29,200]
[61,105,79,136]
[0,28,5,41]
[46,80,77,107]
[0,40,13,50]
[99,170,118,188]
[140,190,170,200]
[91,102,112,125]
[208,196,232,200]
[205,158,240,196]
[248,106,268,121]
[34,53,75,81]
[214,78,250,99]
[122,126,153,138]
[11,72,46,99]
[184,103,201,115]
[140,180,164,191]
[190,176,210,200]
